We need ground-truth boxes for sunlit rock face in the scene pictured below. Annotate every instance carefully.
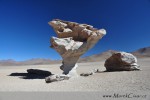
[104,52,140,71]
[49,19,106,77]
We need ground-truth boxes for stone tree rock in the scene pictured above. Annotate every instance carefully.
[104,52,140,71]
[48,19,106,78]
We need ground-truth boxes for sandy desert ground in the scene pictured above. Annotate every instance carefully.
[0,58,150,92]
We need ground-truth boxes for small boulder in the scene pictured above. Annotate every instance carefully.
[104,52,140,71]
[45,74,70,83]
[80,69,102,77]
[80,72,94,77]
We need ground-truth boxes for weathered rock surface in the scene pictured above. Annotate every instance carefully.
[27,69,52,76]
[49,19,106,77]
[104,52,140,71]
[49,19,106,42]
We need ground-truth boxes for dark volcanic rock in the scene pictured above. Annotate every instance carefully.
[27,69,52,76]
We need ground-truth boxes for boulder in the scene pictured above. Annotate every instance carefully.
[104,52,140,71]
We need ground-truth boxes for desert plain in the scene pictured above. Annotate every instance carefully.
[0,58,150,92]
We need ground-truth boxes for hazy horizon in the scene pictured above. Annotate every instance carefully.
[0,0,150,61]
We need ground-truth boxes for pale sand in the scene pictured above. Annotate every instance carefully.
[0,58,150,92]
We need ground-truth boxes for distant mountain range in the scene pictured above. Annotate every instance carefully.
[79,47,150,62]
[0,47,150,66]
[78,50,118,62]
[0,58,61,66]
[132,47,150,57]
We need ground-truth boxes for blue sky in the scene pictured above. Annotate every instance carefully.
[0,0,150,61]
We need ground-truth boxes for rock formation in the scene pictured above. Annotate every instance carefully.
[48,19,106,79]
[104,52,140,71]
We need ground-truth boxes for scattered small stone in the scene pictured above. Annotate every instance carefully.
[80,68,103,77]
[80,72,94,77]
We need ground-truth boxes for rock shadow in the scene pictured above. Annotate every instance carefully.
[9,72,50,79]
